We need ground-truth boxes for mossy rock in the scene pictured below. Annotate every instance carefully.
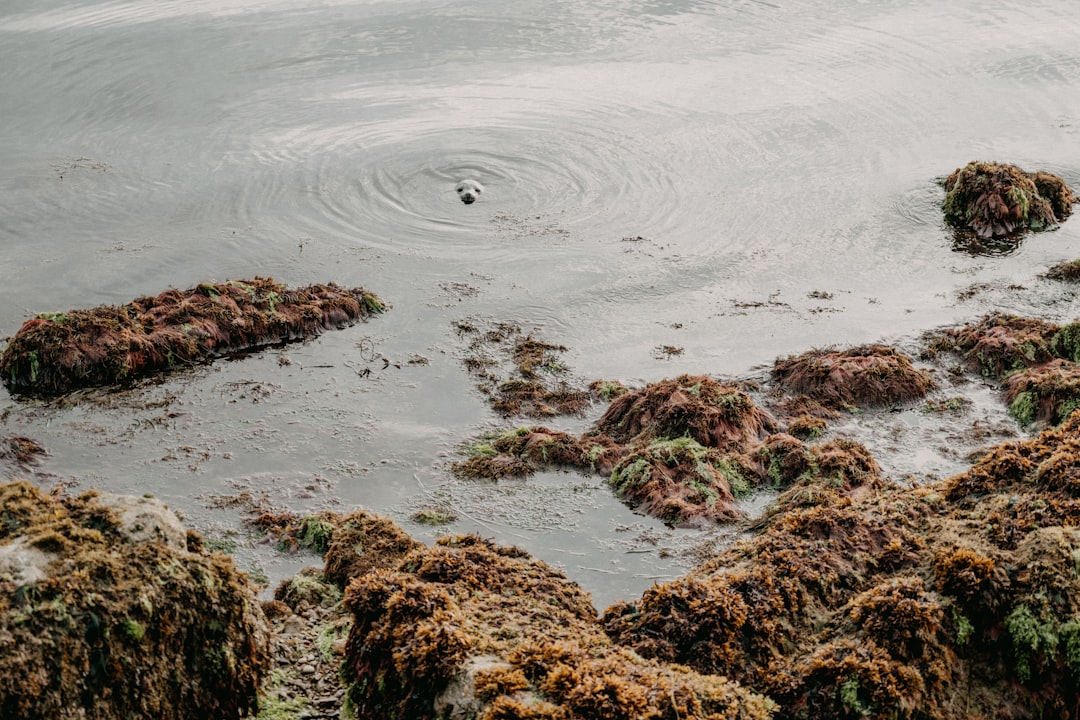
[1005,359,1080,427]
[944,313,1060,379]
[594,374,776,451]
[608,437,756,526]
[0,481,269,720]
[341,532,774,720]
[942,161,1075,239]
[606,414,1080,717]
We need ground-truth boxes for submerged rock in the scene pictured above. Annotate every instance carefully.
[0,481,270,720]
[0,276,386,396]
[942,161,1075,239]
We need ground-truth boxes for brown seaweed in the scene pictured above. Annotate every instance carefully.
[772,345,935,410]
[942,161,1075,239]
[0,277,386,396]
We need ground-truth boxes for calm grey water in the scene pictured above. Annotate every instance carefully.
[3,0,1080,608]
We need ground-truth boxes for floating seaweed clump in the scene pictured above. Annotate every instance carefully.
[942,161,1075,239]
[455,323,591,418]
[772,345,934,410]
[0,481,269,720]
[0,277,386,396]
[340,532,774,720]
[1044,258,1080,282]
[0,435,47,474]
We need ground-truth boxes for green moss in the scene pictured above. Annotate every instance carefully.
[316,622,350,663]
[609,457,651,493]
[953,609,974,646]
[1006,604,1059,682]
[361,292,386,314]
[714,455,751,498]
[1062,619,1080,676]
[1053,323,1080,363]
[1009,391,1038,426]
[121,619,146,642]
[838,675,871,717]
[299,516,335,554]
[35,312,68,323]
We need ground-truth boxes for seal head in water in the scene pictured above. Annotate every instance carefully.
[455,179,484,205]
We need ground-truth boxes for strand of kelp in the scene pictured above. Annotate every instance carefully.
[0,277,386,396]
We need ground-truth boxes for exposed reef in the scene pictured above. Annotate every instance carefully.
[0,277,386,397]
[935,314,1080,427]
[603,414,1080,719]
[0,481,269,720]
[942,161,1075,239]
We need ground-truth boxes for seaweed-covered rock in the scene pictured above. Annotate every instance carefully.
[0,481,269,720]
[322,510,424,590]
[608,437,753,526]
[943,313,1060,378]
[1005,359,1080,427]
[604,415,1080,719]
[942,161,1075,238]
[0,277,386,396]
[341,533,774,720]
[594,374,776,450]
[772,345,934,410]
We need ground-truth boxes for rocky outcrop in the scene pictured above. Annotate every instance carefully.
[340,532,774,720]
[0,481,270,720]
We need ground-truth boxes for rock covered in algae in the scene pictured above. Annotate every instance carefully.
[942,161,1076,239]
[771,345,935,410]
[595,374,776,450]
[451,375,887,527]
[340,532,774,720]
[0,276,386,396]
[933,314,1080,427]
[603,414,1080,719]
[608,436,755,526]
[941,313,1061,378]
[0,481,270,720]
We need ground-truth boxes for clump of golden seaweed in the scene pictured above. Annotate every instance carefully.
[0,277,386,396]
[0,481,269,719]
[942,161,1075,238]
[340,532,775,720]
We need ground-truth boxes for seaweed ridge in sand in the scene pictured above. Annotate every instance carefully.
[0,277,386,396]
